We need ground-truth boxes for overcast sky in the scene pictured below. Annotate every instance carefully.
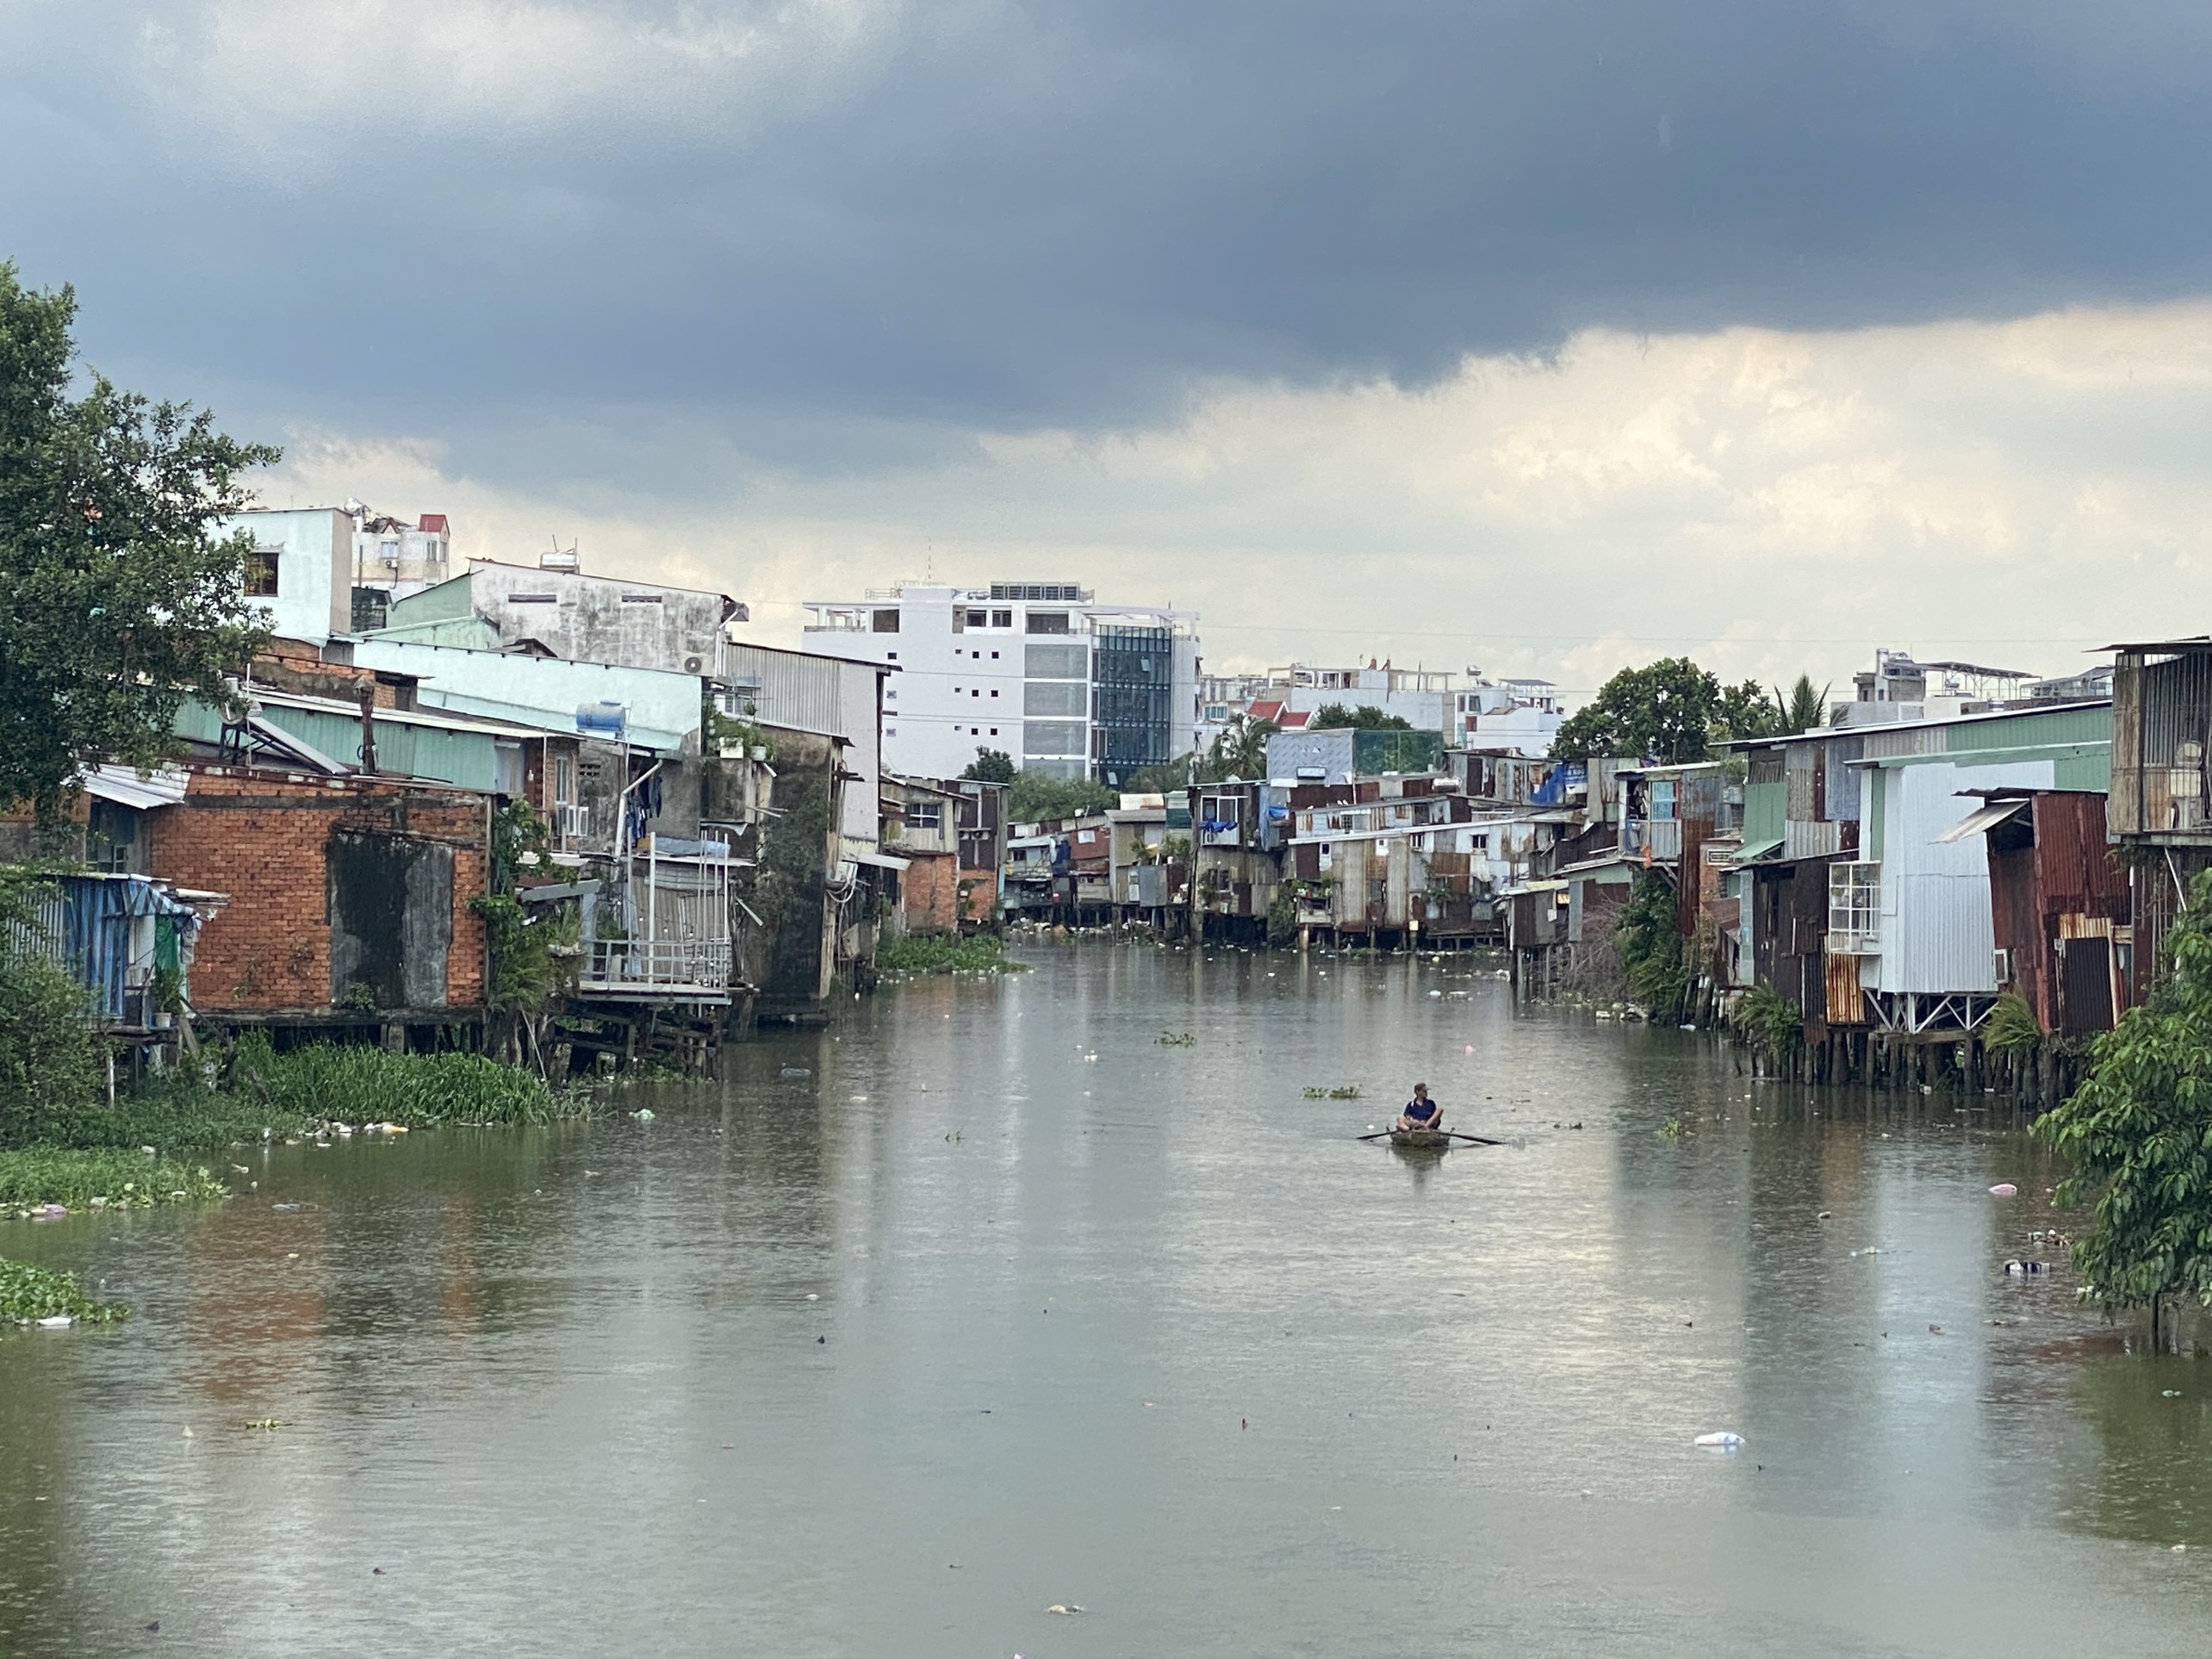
[8,0,2212,691]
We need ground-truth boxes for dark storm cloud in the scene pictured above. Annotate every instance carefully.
[4,0,2211,458]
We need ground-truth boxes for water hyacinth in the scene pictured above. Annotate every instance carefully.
[0,1257,127,1324]
[875,934,1026,976]
[0,1148,225,1215]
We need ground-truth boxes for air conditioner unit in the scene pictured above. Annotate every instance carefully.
[682,654,705,674]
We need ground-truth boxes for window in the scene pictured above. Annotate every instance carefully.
[972,650,981,659]
[1828,862,1880,952]
[991,650,1000,659]
[885,726,898,737]
[553,755,575,805]
[989,689,998,697]
[379,539,400,564]
[620,593,665,605]
[972,689,981,698]
[990,727,998,736]
[910,802,944,830]
[873,609,901,632]
[967,610,988,628]
[992,610,1013,628]
[885,688,898,699]
[245,550,280,597]
[510,593,559,604]
[887,651,898,660]
[1027,611,1071,634]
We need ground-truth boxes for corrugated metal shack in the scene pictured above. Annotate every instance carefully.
[11,873,211,1042]
[2107,637,2212,1002]
[1969,790,2132,1039]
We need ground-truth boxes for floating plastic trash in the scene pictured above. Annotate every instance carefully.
[780,1067,811,1078]
[34,1314,73,1329]
[2004,1260,2047,1276]
[634,1109,656,1122]
[1693,1431,1745,1450]
[1988,1183,2018,1197]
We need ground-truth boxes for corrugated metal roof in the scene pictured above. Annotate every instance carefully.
[1936,800,2029,843]
[83,766,189,811]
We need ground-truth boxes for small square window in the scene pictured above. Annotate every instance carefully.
[972,689,980,698]
[888,651,898,660]
[244,550,281,597]
[991,650,1000,660]
[989,727,998,736]
[990,689,998,698]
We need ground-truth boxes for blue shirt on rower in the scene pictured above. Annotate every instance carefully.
[1403,1096,1439,1123]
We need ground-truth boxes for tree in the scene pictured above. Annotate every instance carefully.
[1717,679,1780,744]
[960,748,1016,785]
[0,264,280,820]
[1121,755,1196,793]
[1309,702,1413,730]
[2036,869,2212,1350]
[1772,675,1831,736]
[1199,714,1277,781]
[1551,657,1773,765]
[1008,770,1117,823]
[1614,870,1689,1017]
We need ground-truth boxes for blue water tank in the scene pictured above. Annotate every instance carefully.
[576,701,627,738]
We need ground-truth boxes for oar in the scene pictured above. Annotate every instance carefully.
[1357,1129,1501,1146]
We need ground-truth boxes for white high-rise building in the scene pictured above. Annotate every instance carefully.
[802,582,1200,784]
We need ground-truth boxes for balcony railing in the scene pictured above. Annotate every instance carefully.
[576,938,731,999]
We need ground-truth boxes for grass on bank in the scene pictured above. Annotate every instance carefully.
[0,1258,127,1324]
[877,932,1026,976]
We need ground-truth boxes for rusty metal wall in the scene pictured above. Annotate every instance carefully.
[2029,792,2129,920]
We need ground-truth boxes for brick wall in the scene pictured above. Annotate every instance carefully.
[902,851,960,934]
[152,767,488,1016]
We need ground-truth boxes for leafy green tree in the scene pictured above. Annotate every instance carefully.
[1008,771,1117,823]
[961,748,1016,785]
[1198,714,1277,781]
[2036,869,2212,1349]
[0,264,279,820]
[1771,675,1831,736]
[1309,702,1414,730]
[1717,680,1780,743]
[1121,755,1197,793]
[1614,870,1689,1017]
[1553,657,1774,764]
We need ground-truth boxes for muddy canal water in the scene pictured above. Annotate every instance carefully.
[6,947,2212,1656]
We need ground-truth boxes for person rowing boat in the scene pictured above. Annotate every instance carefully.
[1395,1083,1444,1135]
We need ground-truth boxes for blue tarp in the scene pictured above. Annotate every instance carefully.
[52,874,201,1024]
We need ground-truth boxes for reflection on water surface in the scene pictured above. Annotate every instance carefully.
[3,946,2212,1656]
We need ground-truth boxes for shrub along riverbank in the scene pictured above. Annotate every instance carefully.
[0,1036,594,1215]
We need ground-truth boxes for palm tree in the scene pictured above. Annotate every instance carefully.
[1202,714,1278,781]
[1771,674,1830,736]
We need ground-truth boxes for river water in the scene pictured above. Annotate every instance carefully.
[5,946,2212,1656]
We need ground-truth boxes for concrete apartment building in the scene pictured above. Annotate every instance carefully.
[802,582,1200,786]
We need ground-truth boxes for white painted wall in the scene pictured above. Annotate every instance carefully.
[228,507,351,645]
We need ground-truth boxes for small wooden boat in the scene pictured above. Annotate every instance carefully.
[1389,1126,1455,1149]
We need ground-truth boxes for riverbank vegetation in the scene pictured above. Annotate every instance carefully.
[0,1148,226,1217]
[2036,869,2212,1349]
[0,1258,127,1325]
[876,932,1025,976]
